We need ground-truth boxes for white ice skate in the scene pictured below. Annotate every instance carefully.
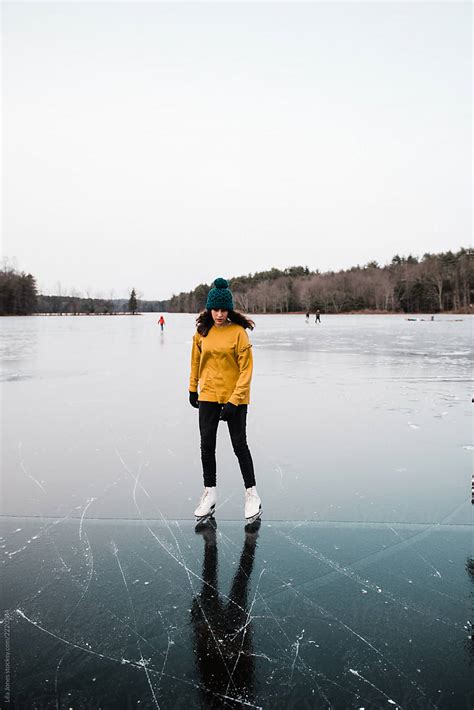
[194,487,217,523]
[245,486,262,524]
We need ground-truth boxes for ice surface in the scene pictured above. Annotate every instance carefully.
[1,314,472,706]
[1,314,472,523]
[1,518,472,708]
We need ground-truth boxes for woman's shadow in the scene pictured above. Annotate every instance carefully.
[190,519,261,708]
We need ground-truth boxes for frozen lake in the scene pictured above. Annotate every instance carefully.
[1,313,472,523]
[1,313,473,707]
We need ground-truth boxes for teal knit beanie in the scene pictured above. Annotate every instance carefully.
[206,278,234,310]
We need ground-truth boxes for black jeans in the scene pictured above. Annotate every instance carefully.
[198,402,256,489]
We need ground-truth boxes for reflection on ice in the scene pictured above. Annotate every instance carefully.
[1,516,472,708]
[192,519,260,707]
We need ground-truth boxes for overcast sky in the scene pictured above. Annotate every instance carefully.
[3,1,471,300]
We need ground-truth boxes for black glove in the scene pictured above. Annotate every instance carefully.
[189,391,199,409]
[220,402,238,421]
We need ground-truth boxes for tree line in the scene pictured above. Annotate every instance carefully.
[0,248,471,316]
[163,249,472,314]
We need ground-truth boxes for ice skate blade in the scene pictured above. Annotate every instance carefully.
[195,516,217,534]
[245,508,262,526]
[244,518,262,535]
[194,506,215,527]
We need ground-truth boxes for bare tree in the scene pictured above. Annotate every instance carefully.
[422,256,445,311]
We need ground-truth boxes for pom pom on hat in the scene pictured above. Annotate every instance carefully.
[206,277,234,310]
[213,277,228,289]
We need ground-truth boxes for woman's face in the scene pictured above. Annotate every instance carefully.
[211,309,229,327]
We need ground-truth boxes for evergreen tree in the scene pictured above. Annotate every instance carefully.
[128,288,138,314]
[19,273,38,314]
[0,269,37,315]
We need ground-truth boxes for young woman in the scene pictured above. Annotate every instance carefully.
[189,278,262,524]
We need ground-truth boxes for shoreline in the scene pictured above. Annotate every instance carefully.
[2,309,471,317]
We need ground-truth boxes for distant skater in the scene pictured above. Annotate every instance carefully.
[158,315,165,331]
[189,277,262,525]
[305,311,310,323]
[315,309,321,324]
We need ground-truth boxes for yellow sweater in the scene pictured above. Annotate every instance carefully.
[189,323,253,405]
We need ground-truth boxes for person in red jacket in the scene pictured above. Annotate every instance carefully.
[158,315,165,331]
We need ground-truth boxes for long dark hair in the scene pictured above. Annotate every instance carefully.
[196,309,255,337]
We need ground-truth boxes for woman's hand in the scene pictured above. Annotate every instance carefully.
[189,391,199,409]
[220,402,237,421]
